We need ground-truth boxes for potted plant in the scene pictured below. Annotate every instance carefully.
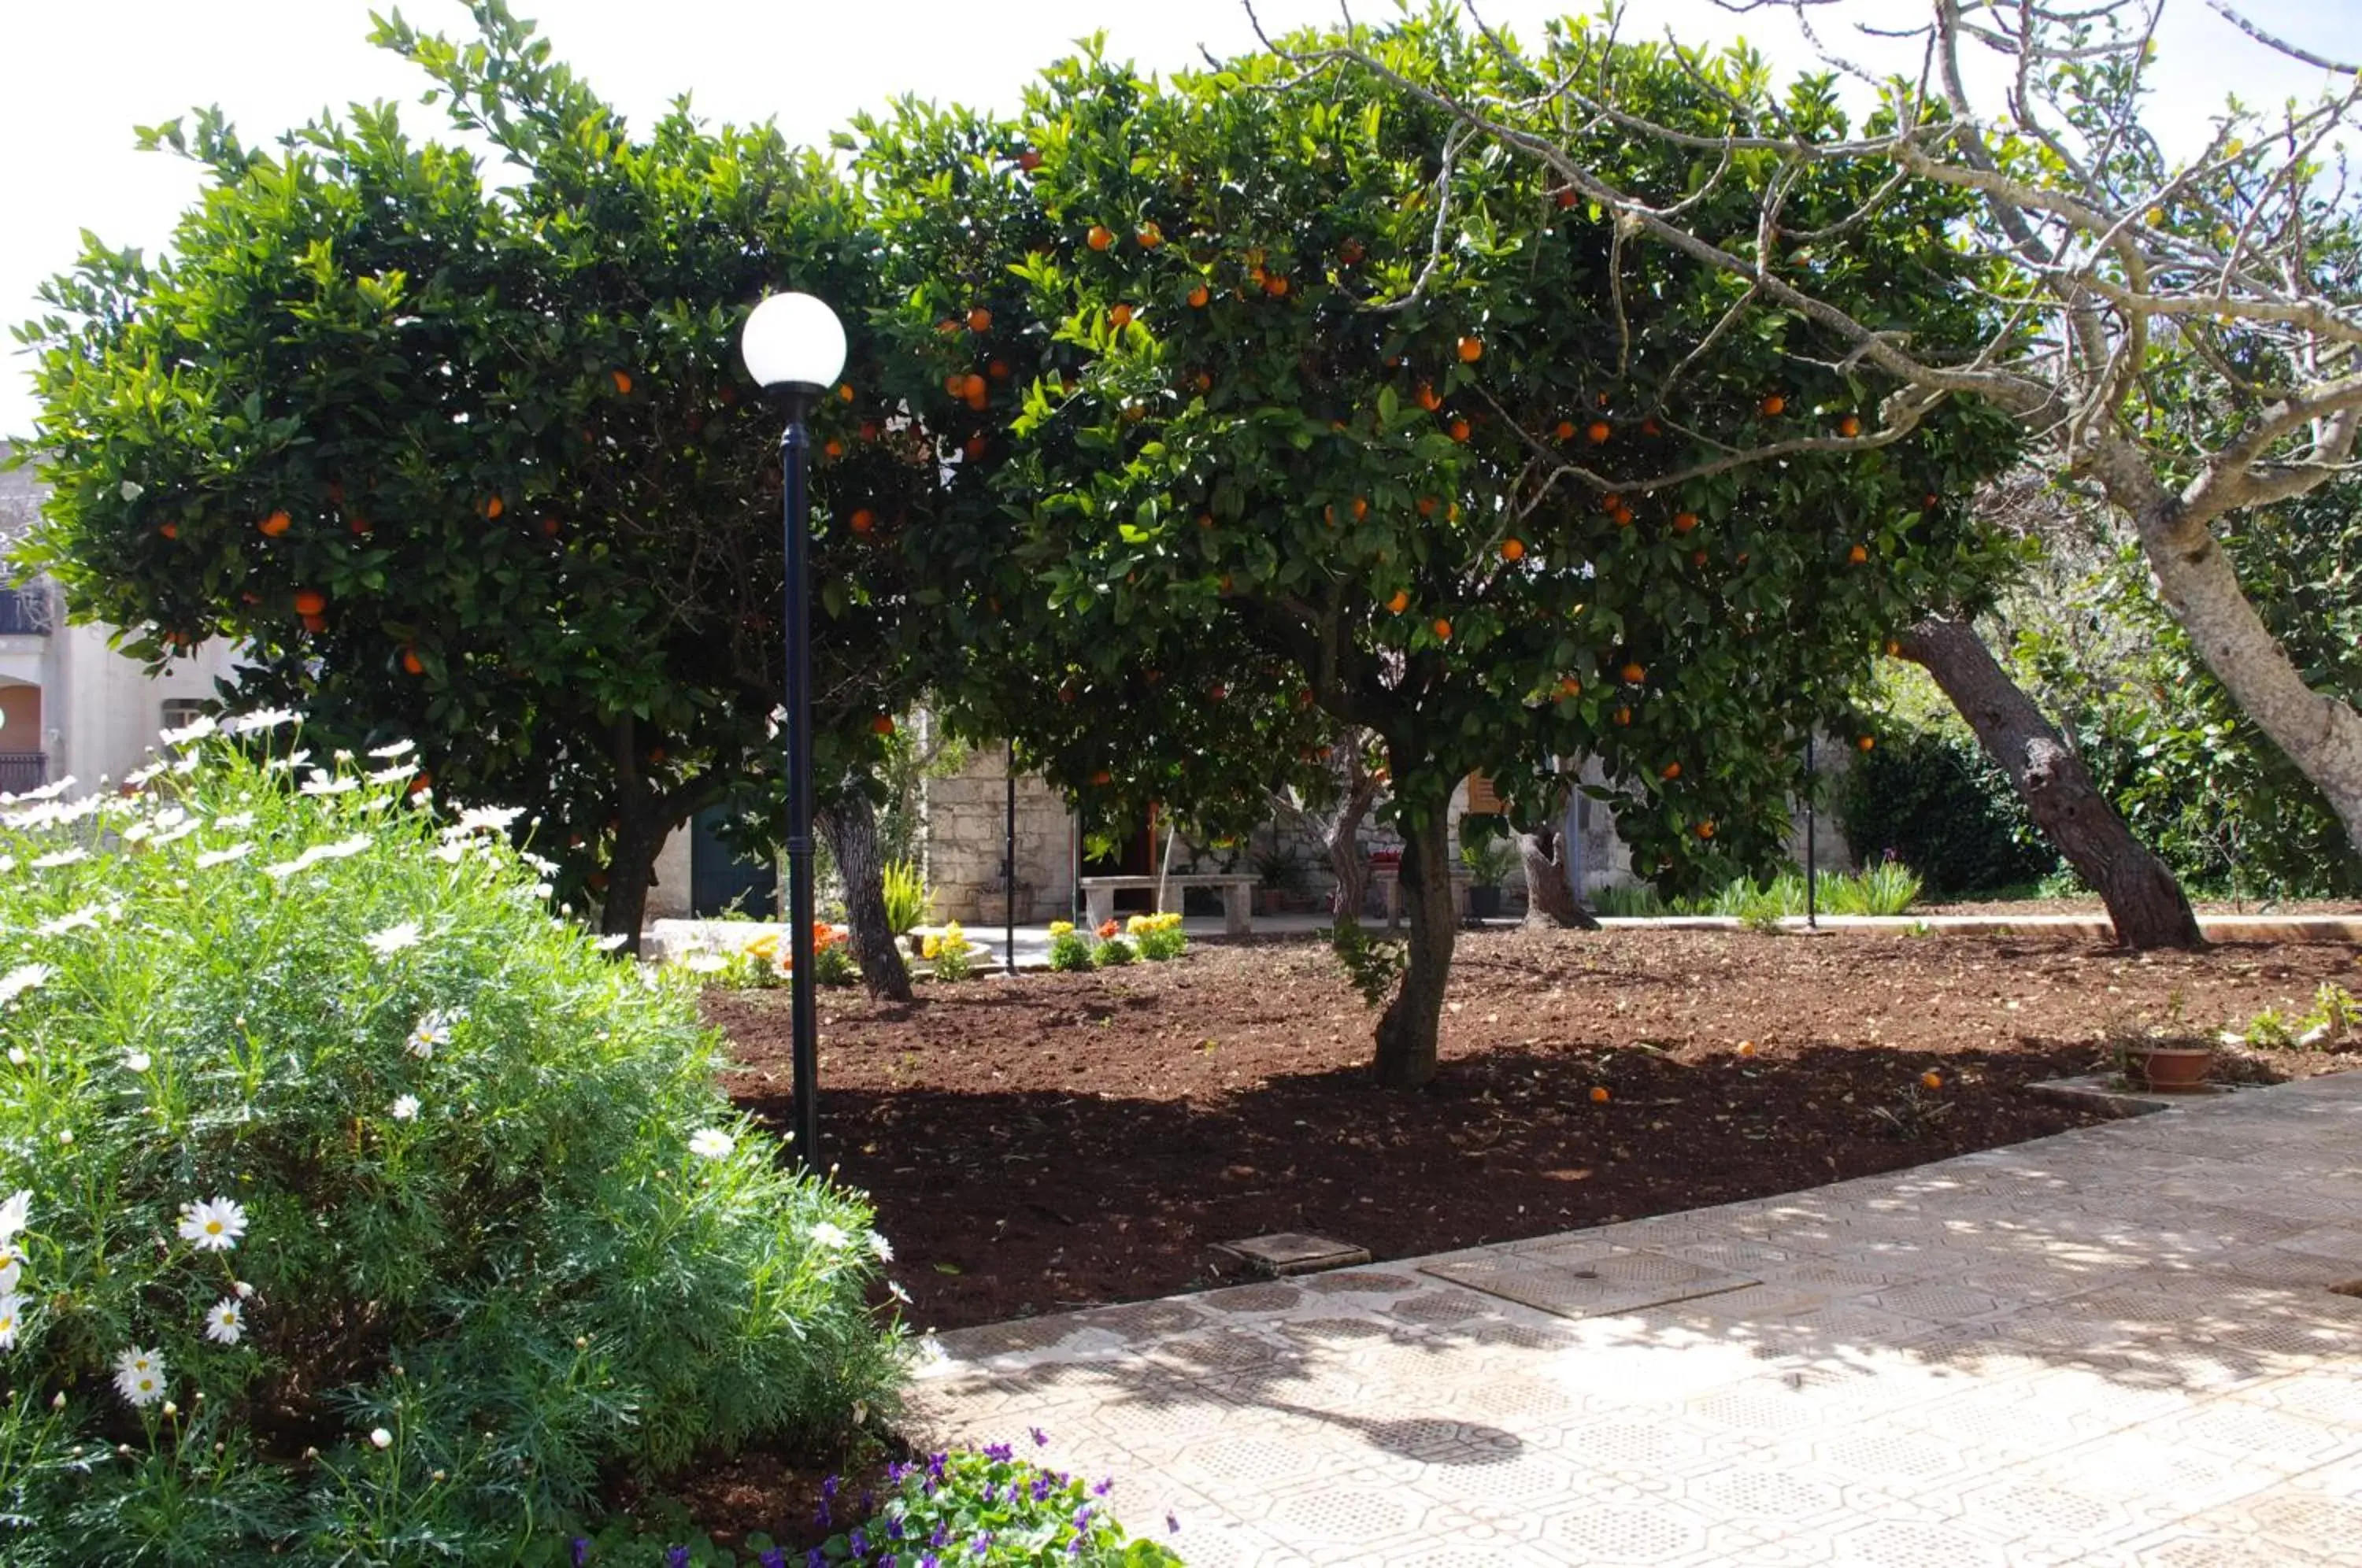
[1252,844,1309,915]
[1459,834,1514,921]
[2112,1005,2216,1092]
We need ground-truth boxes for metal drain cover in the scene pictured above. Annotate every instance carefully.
[1421,1248,1757,1319]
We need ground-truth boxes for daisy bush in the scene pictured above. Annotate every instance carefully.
[0,720,902,1563]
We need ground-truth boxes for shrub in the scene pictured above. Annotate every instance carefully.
[1090,934,1138,967]
[1837,728,2057,897]
[881,860,934,936]
[810,1443,1184,1566]
[1046,921,1094,973]
[688,923,856,989]
[0,722,902,1563]
[1327,918,1407,1010]
[1127,912,1187,962]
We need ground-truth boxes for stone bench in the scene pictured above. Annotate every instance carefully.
[1368,865,1475,930]
[1079,874,1258,937]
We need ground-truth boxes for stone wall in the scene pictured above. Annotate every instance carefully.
[924,730,1077,923]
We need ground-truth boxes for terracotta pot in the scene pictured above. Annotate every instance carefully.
[2131,1045,2215,1092]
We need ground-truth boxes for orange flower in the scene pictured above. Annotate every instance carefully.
[1097,919,1120,940]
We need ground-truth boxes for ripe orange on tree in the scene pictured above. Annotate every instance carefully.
[1857,734,1876,753]
[961,372,988,402]
[1016,149,1043,172]
[157,521,178,540]
[349,516,372,537]
[1087,224,1114,251]
[1457,335,1483,362]
[1554,420,1577,441]
[964,435,988,460]
[1136,222,1163,249]
[293,590,327,616]
[479,495,505,520]
[1695,821,1716,840]
[1613,705,1634,726]
[1416,383,1442,412]
[538,516,561,538]
[1587,420,1611,444]
[987,360,1011,382]
[967,306,993,333]
[1500,538,1524,563]
[823,438,845,459]
[1090,769,1113,786]
[1351,496,1369,521]
[402,647,425,675]
[1448,418,1471,442]
[1883,638,1901,656]
[1432,617,1453,642]
[610,369,633,395]
[1691,549,1709,568]
[850,508,876,535]
[1109,303,1135,329]
[1671,512,1698,534]
[1847,543,1869,565]
[1387,590,1411,614]
[1837,414,1861,438]
[257,510,291,538]
[1263,273,1290,297]
[1555,676,1581,700]
[1759,393,1784,416]
[299,613,327,634]
[1555,189,1577,209]
[1621,661,1646,684]
[837,383,854,402]
[1416,495,1438,516]
[1660,760,1681,780]
[1338,238,1364,265]
[1187,283,1210,308]
[872,715,896,736]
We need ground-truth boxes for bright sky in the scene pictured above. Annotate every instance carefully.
[2,0,2349,439]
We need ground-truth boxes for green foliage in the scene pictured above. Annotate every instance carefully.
[1046,923,1095,973]
[1590,866,1923,920]
[2236,984,2357,1051]
[1838,725,2058,897]
[0,724,901,1563]
[1090,934,1138,968]
[1868,1081,1956,1141]
[811,1446,1184,1566]
[1457,830,1516,889]
[881,860,935,937]
[13,1,927,931]
[1327,919,1409,1010]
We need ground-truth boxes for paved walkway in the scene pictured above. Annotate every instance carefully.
[906,1072,2362,1566]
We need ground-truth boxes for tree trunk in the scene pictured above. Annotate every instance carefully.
[1323,767,1383,921]
[1373,809,1457,1089]
[1900,614,2204,949]
[2129,491,2362,856]
[1517,824,1600,929]
[598,807,665,954]
[816,793,914,1003]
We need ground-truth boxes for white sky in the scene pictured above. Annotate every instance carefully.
[2,0,2350,439]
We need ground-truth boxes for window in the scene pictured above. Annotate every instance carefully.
[160,698,209,746]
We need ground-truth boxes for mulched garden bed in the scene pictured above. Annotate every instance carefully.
[708,926,2361,1334]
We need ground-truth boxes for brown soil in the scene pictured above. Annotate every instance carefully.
[1919,897,2362,916]
[710,927,2361,1334]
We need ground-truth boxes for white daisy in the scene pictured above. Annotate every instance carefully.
[0,966,51,1005]
[365,923,422,957]
[203,1297,244,1345]
[0,1191,28,1240]
[687,1128,736,1160]
[195,842,254,869]
[0,1291,25,1349]
[177,1196,248,1252]
[680,952,728,974]
[5,1048,25,1066]
[299,771,360,797]
[35,907,102,937]
[868,1231,894,1263]
[405,1010,457,1058]
[594,934,629,952]
[213,810,257,830]
[226,708,298,735]
[158,714,218,749]
[123,1050,152,1073]
[366,763,418,786]
[368,1427,393,1450]
[29,849,88,871]
[455,804,524,834]
[368,739,416,760]
[124,760,168,788]
[391,1095,420,1122]
[809,1221,850,1250]
[113,1346,166,1406]
[0,1259,20,1295]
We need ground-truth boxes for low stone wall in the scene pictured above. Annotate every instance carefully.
[924,741,1076,924]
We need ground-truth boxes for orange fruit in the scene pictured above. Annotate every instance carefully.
[1590,1086,1610,1104]
[1416,383,1442,412]
[1136,223,1163,249]
[1198,513,1216,529]
[258,510,291,538]
[1695,821,1716,840]
[1848,543,1869,565]
[837,383,855,402]
[1671,512,1698,534]
[1691,549,1709,568]
[1920,1071,1942,1090]
[968,306,993,333]
[1587,420,1611,444]
[1660,761,1681,780]
[1556,676,1581,699]
[1338,239,1365,265]
[1883,638,1901,657]
[1193,371,1212,394]
[1387,590,1410,614]
[1837,415,1861,438]
[482,495,504,520]
[1457,336,1483,363]
[1736,1040,1757,1056]
[1351,496,1369,521]
[402,648,425,675]
[943,373,966,396]
[1187,283,1211,308]
[1620,662,1645,684]
[299,613,327,634]
[1448,419,1471,442]
[1501,538,1525,563]
[1642,417,1661,436]
[1923,493,1940,508]
[1556,190,1577,209]
[1857,734,1876,753]
[1432,617,1453,641]
[611,369,633,395]
[824,438,845,459]
[850,508,876,535]
[988,360,1012,382]
[962,372,988,401]
[1264,273,1290,297]
[1759,393,1783,416]
[1109,303,1134,329]
[1447,502,1461,521]
[1016,149,1042,172]
[1087,224,1114,251]
[1554,420,1577,441]
[293,590,327,616]
[937,317,961,335]
[1416,496,1438,517]
[873,714,896,736]
[1613,508,1635,529]
[964,435,988,460]
[1090,769,1113,786]
[158,521,178,540]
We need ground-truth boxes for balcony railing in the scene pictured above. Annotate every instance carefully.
[0,587,48,636]
[0,754,46,796]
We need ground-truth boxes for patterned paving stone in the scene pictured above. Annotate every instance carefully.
[909,1071,2362,1562]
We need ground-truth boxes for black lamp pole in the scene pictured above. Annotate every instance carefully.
[779,390,821,1167]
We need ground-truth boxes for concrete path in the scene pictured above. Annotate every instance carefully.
[905,1072,2362,1566]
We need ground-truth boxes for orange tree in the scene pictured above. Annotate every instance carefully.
[869,18,2021,1086]
[15,2,933,951]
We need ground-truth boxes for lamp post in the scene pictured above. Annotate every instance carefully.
[742,291,846,1170]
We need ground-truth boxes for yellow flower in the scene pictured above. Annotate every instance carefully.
[920,936,940,960]
[743,933,779,959]
[1127,915,1153,935]
[1048,921,1075,937]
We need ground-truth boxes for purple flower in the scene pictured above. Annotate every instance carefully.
[921,1558,939,1568]
[571,1540,591,1568]
[1030,1426,1049,1448]
[850,1529,868,1555]
[979,1482,997,1505]
[1092,1477,1113,1497]
[1073,1507,1093,1529]
[665,1550,690,1568]
[816,1501,833,1529]
[1030,1475,1052,1502]
[761,1551,787,1568]
[887,1461,909,1485]
[887,1518,905,1540]
[983,1442,1013,1463]
[1068,1540,1083,1557]
[1167,1514,1181,1534]
[807,1551,827,1568]
[971,1537,990,1559]
[931,1524,948,1548]
[861,1490,875,1513]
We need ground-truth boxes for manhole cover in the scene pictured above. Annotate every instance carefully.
[1421,1248,1757,1320]
[1214,1232,1371,1276]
